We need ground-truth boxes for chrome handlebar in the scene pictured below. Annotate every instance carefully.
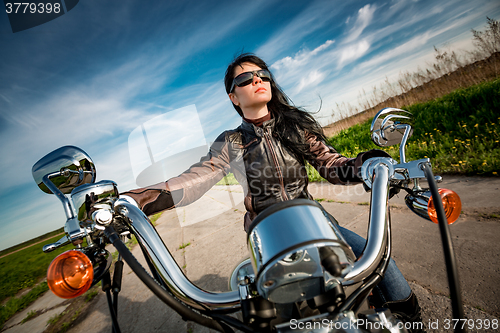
[109,157,407,309]
[343,160,392,284]
[113,199,241,311]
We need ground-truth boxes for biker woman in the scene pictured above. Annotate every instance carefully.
[122,53,422,329]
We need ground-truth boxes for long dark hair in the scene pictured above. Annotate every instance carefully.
[224,53,327,161]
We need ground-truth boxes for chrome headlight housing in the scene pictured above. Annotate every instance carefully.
[247,200,354,304]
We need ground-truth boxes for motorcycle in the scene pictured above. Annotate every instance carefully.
[32,108,465,332]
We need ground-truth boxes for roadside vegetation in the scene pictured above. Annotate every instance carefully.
[223,78,500,182]
[314,17,500,179]
[321,79,500,176]
[0,234,74,303]
[216,172,239,185]
[221,75,500,184]
[0,231,79,328]
[0,282,49,327]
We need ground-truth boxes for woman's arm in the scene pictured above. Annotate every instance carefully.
[305,132,390,185]
[121,131,234,216]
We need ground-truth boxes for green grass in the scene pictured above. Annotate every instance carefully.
[178,242,191,250]
[0,281,49,327]
[47,311,64,325]
[149,212,162,225]
[0,235,76,303]
[309,79,500,180]
[21,310,38,324]
[216,172,239,185]
[84,289,99,303]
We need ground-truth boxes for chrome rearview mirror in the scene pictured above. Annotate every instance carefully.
[33,146,96,249]
[371,108,413,163]
[32,146,96,195]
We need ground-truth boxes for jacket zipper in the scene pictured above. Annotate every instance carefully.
[263,129,289,201]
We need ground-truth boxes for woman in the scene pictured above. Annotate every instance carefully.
[122,53,421,327]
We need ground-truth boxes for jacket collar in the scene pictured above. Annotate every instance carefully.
[240,117,275,137]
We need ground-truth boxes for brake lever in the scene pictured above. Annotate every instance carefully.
[43,234,70,253]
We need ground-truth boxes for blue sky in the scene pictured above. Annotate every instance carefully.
[1,0,499,251]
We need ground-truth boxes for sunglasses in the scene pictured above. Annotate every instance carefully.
[230,69,272,92]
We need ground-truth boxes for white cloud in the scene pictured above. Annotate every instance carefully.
[294,70,325,94]
[271,40,335,71]
[357,32,431,71]
[267,0,497,126]
[344,4,376,43]
[268,39,337,98]
[338,39,371,68]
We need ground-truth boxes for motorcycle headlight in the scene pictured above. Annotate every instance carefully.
[247,200,354,304]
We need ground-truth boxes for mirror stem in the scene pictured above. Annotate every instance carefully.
[43,172,75,219]
[398,125,412,163]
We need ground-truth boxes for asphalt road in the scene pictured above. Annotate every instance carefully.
[4,175,500,333]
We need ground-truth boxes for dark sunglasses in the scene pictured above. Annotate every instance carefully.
[230,69,272,92]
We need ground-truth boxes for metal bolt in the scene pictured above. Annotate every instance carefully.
[95,210,113,225]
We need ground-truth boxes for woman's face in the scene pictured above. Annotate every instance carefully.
[228,62,272,114]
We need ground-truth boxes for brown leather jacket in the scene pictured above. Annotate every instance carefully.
[122,118,388,231]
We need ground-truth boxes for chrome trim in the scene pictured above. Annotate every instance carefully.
[43,172,75,219]
[380,115,411,141]
[71,180,119,223]
[344,162,391,284]
[65,216,87,243]
[405,191,432,222]
[248,205,352,271]
[370,108,413,148]
[370,108,413,163]
[113,199,240,311]
[247,202,354,303]
[43,235,70,253]
[247,199,355,303]
[393,158,430,180]
[370,108,412,132]
[398,124,412,163]
[228,258,254,292]
[361,157,396,189]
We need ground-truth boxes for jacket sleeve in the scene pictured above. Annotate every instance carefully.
[121,131,233,216]
[305,132,390,185]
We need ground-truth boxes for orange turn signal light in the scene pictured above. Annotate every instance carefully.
[47,250,94,299]
[427,188,462,225]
